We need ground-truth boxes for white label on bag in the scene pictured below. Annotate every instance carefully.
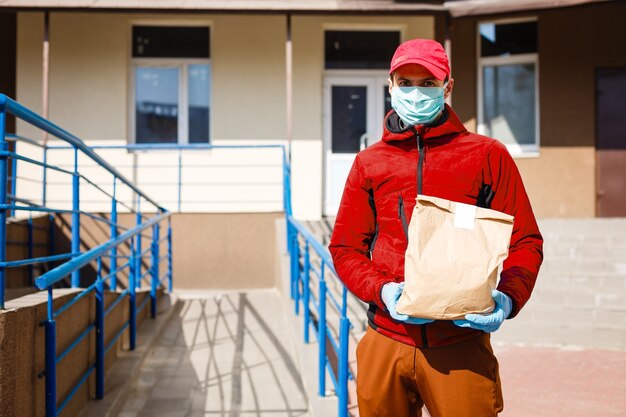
[454,203,477,230]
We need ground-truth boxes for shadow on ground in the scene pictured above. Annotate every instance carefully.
[119,291,309,417]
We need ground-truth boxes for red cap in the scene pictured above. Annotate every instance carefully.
[389,39,450,80]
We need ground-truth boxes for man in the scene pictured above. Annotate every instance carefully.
[329,39,543,417]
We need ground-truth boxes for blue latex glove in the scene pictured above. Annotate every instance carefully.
[381,282,435,325]
[453,289,513,333]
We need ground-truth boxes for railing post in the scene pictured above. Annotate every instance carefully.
[286,219,292,255]
[110,177,118,290]
[338,315,350,417]
[288,225,295,299]
[10,140,17,217]
[129,236,137,350]
[44,288,57,417]
[95,257,105,399]
[71,146,80,287]
[0,100,8,309]
[282,147,292,253]
[338,288,350,417]
[303,242,311,343]
[167,216,172,293]
[135,197,142,289]
[150,222,159,319]
[291,233,301,314]
[318,266,327,397]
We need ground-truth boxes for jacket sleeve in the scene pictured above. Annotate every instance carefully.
[486,141,544,318]
[329,155,394,310]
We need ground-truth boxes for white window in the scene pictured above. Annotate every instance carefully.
[478,19,539,156]
[131,26,211,144]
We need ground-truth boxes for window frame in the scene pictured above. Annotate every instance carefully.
[128,23,212,146]
[477,17,540,158]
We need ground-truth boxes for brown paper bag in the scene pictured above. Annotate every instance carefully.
[396,194,514,320]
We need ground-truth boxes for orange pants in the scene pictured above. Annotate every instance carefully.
[356,327,503,417]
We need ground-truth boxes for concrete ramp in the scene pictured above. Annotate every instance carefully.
[116,291,309,417]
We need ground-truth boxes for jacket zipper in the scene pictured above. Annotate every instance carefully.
[417,131,424,196]
[416,129,429,348]
[398,195,408,240]
[368,223,379,259]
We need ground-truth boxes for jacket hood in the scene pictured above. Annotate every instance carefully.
[382,104,468,143]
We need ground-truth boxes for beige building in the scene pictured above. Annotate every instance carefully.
[0,0,624,219]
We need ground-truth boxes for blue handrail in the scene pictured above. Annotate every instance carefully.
[0,95,163,210]
[0,93,173,417]
[39,142,290,215]
[286,215,352,417]
[34,212,169,290]
[0,91,351,417]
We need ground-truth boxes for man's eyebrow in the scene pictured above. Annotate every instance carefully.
[395,75,436,82]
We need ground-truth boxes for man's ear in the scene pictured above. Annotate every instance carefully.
[388,76,393,95]
[444,78,454,99]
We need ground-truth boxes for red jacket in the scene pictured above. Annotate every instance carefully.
[329,106,543,348]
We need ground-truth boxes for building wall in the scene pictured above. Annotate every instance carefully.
[15,12,435,219]
[0,289,153,417]
[16,12,286,141]
[450,1,626,218]
[170,212,282,290]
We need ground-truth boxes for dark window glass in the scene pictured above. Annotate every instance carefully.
[325,31,400,69]
[188,64,210,143]
[482,63,536,145]
[332,86,367,153]
[480,21,537,57]
[133,26,210,58]
[135,67,179,144]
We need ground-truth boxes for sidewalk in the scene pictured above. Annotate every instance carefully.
[494,343,626,417]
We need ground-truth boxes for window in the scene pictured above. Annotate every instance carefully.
[132,26,210,144]
[478,20,538,155]
[325,30,400,69]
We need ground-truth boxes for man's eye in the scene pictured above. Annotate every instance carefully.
[422,81,436,87]
[399,81,410,87]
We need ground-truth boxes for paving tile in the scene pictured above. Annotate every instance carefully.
[494,344,626,417]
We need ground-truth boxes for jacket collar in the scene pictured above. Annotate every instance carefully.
[382,104,467,143]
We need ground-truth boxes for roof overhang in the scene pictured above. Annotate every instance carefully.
[0,0,447,14]
[443,0,611,17]
[0,0,611,15]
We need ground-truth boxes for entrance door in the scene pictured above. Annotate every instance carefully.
[323,73,391,216]
[596,67,626,217]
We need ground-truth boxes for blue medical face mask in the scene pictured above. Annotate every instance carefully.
[390,83,447,126]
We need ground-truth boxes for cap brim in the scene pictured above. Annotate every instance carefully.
[390,58,448,80]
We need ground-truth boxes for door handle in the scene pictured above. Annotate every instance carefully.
[359,133,369,151]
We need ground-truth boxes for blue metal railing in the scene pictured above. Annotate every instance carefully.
[0,91,349,417]
[42,143,290,214]
[0,93,173,417]
[286,215,353,417]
